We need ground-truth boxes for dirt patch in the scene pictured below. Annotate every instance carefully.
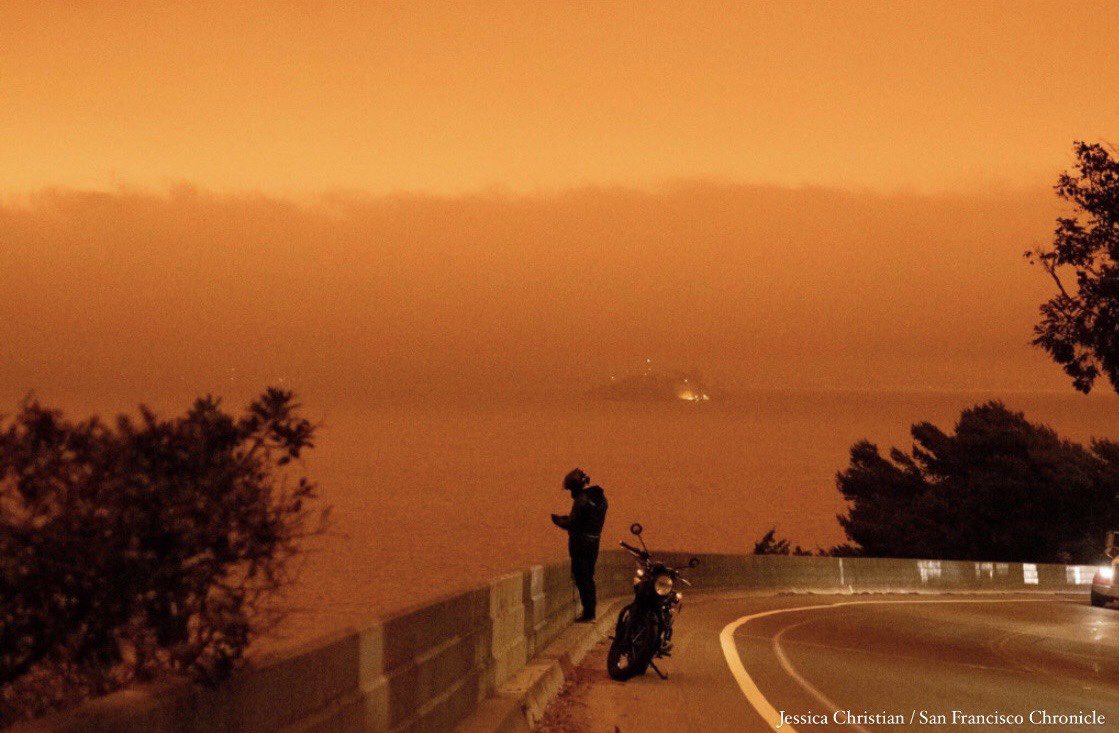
[536,642,615,733]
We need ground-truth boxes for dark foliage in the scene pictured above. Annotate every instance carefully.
[835,401,1119,564]
[751,527,817,556]
[1028,141,1119,394]
[0,388,328,724]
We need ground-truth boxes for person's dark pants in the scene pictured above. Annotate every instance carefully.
[569,535,600,619]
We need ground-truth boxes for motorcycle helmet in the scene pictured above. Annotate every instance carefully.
[563,468,590,491]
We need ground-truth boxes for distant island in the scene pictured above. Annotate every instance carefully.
[589,369,713,403]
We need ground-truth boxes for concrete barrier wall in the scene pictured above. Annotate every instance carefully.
[22,560,588,733]
[637,552,1097,595]
[23,554,1097,732]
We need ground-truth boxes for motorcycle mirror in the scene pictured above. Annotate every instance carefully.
[688,557,700,568]
[630,522,643,536]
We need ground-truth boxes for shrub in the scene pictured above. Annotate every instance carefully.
[0,388,328,724]
[751,527,816,556]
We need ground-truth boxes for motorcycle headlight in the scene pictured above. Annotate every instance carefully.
[1097,565,1115,583]
[654,574,674,596]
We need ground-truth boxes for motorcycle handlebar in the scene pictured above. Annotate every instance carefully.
[619,542,693,578]
[619,541,647,557]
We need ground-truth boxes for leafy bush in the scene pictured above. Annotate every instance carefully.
[0,388,328,724]
[751,528,816,556]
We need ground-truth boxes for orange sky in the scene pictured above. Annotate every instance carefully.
[2,3,1117,409]
[2,2,1117,194]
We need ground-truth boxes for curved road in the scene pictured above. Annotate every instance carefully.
[538,592,1119,732]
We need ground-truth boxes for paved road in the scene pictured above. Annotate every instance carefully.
[538,592,1119,732]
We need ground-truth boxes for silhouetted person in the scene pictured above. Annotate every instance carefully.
[551,468,608,622]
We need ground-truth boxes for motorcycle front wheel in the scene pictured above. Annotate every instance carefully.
[606,604,657,681]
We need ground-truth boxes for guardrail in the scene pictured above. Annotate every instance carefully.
[19,553,1095,732]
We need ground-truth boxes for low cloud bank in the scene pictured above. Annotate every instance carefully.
[0,183,1070,410]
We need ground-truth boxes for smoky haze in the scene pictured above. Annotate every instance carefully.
[0,184,1070,413]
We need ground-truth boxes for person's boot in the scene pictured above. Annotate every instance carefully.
[575,610,596,623]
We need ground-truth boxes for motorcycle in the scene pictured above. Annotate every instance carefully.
[606,522,699,681]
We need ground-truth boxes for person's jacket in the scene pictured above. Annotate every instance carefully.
[552,486,608,538]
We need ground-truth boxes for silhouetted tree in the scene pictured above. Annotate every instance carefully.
[1029,141,1119,394]
[835,401,1119,564]
[0,388,329,724]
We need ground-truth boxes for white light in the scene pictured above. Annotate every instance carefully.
[1098,566,1115,582]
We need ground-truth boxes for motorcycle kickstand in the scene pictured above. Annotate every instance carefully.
[649,660,668,680]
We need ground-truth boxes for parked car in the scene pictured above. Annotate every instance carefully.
[1091,530,1119,608]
